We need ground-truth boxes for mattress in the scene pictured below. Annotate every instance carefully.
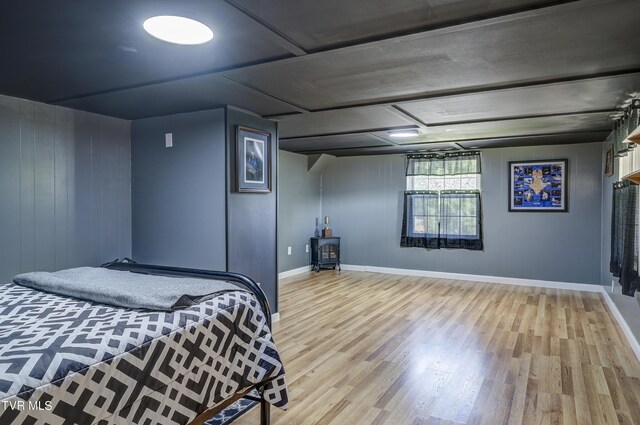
[0,282,288,425]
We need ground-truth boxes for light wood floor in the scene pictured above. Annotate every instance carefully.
[239,271,640,425]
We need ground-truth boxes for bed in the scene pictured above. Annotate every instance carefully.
[0,260,288,425]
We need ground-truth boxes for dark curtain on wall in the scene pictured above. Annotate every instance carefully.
[401,152,482,250]
[439,191,483,250]
[610,181,639,296]
[401,191,440,249]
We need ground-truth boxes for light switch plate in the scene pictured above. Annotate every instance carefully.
[165,133,173,148]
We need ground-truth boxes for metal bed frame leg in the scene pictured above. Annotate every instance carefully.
[260,397,271,425]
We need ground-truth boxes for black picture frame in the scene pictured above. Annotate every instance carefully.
[604,144,614,177]
[508,159,568,212]
[236,126,271,193]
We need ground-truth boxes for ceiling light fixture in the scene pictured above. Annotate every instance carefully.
[389,129,420,139]
[143,16,213,45]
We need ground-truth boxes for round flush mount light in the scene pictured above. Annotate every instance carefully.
[143,16,213,45]
[389,129,420,139]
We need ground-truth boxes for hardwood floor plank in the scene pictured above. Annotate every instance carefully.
[239,271,640,425]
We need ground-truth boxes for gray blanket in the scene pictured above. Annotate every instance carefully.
[13,267,243,311]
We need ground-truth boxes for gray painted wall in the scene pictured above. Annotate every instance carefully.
[226,108,279,311]
[278,150,321,272]
[0,94,131,283]
[321,143,603,284]
[131,109,227,270]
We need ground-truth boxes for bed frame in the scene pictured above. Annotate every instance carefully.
[101,259,273,425]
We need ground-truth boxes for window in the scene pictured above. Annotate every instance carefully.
[401,152,483,250]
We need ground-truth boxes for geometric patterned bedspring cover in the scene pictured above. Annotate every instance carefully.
[0,283,288,425]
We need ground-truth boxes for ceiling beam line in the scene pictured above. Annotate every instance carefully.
[303,0,581,55]
[280,125,418,141]
[426,108,620,127]
[286,130,610,154]
[47,54,295,104]
[280,108,618,140]
[222,75,310,113]
[369,132,400,146]
[387,105,430,128]
[221,0,308,56]
[48,0,587,105]
[265,69,640,118]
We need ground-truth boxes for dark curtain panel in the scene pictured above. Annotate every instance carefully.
[439,190,483,250]
[610,181,639,296]
[406,154,444,176]
[406,151,481,176]
[443,151,482,175]
[401,191,440,249]
[610,182,624,276]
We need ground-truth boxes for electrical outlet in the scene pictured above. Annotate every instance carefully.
[305,244,309,253]
[165,133,173,148]
[287,246,292,255]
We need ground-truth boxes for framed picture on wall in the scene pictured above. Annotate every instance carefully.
[604,144,614,177]
[508,159,568,212]
[236,126,271,193]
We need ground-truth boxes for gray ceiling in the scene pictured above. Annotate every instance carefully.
[1,0,639,156]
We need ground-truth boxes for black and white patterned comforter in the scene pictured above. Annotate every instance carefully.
[0,282,288,425]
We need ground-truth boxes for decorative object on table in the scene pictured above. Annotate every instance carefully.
[604,144,614,177]
[236,126,271,193]
[321,215,332,238]
[204,390,259,425]
[310,237,341,272]
[508,159,568,212]
[314,217,321,237]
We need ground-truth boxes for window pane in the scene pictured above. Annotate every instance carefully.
[461,198,477,216]
[460,217,478,238]
[428,177,444,191]
[408,176,431,190]
[413,216,426,234]
[428,199,439,216]
[442,197,460,216]
[444,153,481,175]
[404,154,482,250]
[427,220,439,235]
[443,217,461,236]
[460,175,479,190]
[444,176,460,190]
[407,192,439,237]
[408,174,481,191]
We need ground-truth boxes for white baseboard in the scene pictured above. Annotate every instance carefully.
[341,264,603,292]
[341,264,366,272]
[271,312,280,323]
[278,265,311,279]
[601,291,640,362]
[341,263,640,362]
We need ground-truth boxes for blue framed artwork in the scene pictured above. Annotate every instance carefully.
[236,126,271,193]
[508,159,568,212]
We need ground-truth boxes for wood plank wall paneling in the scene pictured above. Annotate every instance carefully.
[319,144,603,284]
[238,271,640,425]
[130,109,226,271]
[226,107,279,312]
[0,94,131,283]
